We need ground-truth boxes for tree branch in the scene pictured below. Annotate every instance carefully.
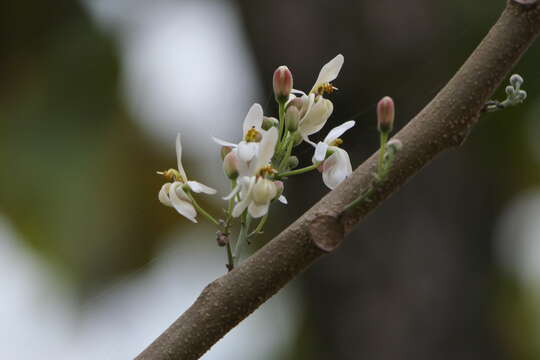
[136,2,540,359]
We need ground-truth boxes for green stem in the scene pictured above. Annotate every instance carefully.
[233,212,251,267]
[187,192,220,226]
[224,180,236,229]
[226,242,234,271]
[278,137,294,172]
[278,163,320,178]
[343,131,391,213]
[277,100,286,148]
[224,180,236,271]
[378,132,388,174]
[277,131,289,156]
[342,185,375,212]
[249,214,268,237]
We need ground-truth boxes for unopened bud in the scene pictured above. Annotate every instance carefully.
[505,85,515,97]
[273,181,284,201]
[223,151,239,179]
[377,96,395,134]
[285,106,300,132]
[517,90,527,101]
[273,65,293,102]
[287,156,299,170]
[252,178,277,205]
[387,139,403,152]
[216,231,229,247]
[262,116,279,130]
[510,74,524,89]
[221,146,233,160]
[292,132,303,146]
[288,96,309,118]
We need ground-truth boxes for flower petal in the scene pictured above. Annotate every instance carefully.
[243,103,264,135]
[312,142,329,163]
[232,177,256,217]
[291,89,306,95]
[248,202,270,218]
[212,136,238,148]
[237,141,259,162]
[298,98,333,138]
[223,181,241,200]
[169,182,198,222]
[278,195,288,204]
[254,127,278,171]
[175,133,188,181]
[187,181,217,194]
[284,93,297,108]
[158,183,172,207]
[323,120,356,144]
[312,54,344,91]
[321,148,352,190]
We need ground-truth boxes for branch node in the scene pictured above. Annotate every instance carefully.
[308,215,345,253]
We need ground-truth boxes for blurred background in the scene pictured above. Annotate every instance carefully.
[1,0,540,359]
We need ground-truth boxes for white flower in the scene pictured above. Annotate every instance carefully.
[312,120,355,190]
[224,127,285,218]
[212,103,265,162]
[286,54,343,142]
[297,95,333,140]
[311,54,344,95]
[158,133,216,222]
[249,178,278,218]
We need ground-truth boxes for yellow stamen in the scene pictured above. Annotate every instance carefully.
[245,127,262,142]
[258,165,277,177]
[157,168,184,182]
[329,138,343,147]
[316,83,338,96]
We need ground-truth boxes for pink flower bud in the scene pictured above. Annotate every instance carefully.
[377,96,395,134]
[223,151,239,179]
[272,180,284,201]
[220,146,233,160]
[273,65,293,102]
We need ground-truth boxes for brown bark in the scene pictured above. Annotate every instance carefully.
[136,2,540,359]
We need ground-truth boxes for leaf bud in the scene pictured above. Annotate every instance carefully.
[387,139,403,152]
[517,90,527,101]
[505,85,515,97]
[510,74,524,89]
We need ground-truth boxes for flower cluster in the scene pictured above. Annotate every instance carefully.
[157,54,367,269]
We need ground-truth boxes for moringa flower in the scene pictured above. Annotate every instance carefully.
[224,127,285,218]
[297,96,334,140]
[158,133,216,222]
[212,103,265,163]
[310,54,344,96]
[312,120,355,189]
[285,54,343,143]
